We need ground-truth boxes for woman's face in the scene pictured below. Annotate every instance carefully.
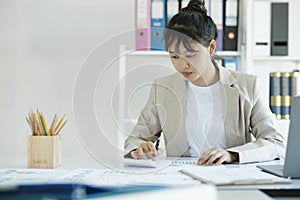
[168,41,214,85]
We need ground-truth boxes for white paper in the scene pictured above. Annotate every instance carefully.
[52,167,199,187]
[180,165,292,186]
[0,169,68,185]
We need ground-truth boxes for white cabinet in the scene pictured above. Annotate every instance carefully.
[243,0,300,139]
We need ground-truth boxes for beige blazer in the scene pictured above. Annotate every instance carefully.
[124,64,285,164]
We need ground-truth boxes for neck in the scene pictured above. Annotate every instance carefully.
[192,61,219,87]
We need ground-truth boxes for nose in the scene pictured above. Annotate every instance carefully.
[179,58,189,69]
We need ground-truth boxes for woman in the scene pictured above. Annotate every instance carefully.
[124,0,285,165]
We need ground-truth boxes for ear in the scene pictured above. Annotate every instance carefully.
[209,39,216,54]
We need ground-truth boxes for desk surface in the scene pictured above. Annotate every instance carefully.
[0,155,299,200]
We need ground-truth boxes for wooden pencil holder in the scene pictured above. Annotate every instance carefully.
[27,135,62,168]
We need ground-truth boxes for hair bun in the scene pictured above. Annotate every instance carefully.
[182,0,207,15]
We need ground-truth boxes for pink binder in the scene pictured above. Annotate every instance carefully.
[135,0,151,50]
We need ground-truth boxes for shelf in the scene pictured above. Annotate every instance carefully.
[252,56,300,62]
[127,50,169,56]
[126,50,240,57]
[215,51,241,57]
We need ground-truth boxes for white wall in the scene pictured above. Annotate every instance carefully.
[0,0,135,159]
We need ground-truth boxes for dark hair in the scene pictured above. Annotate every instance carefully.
[164,0,218,52]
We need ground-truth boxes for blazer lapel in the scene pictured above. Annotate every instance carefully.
[223,84,240,148]
[164,74,190,156]
[217,64,240,148]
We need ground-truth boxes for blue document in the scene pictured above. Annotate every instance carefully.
[0,183,167,200]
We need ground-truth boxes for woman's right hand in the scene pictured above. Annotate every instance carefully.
[130,141,159,160]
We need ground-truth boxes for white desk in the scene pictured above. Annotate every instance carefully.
[0,155,299,200]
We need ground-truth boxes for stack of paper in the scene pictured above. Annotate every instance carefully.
[180,165,292,186]
[52,167,199,187]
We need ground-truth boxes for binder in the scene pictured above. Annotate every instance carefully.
[167,0,179,23]
[151,0,166,51]
[210,0,224,51]
[223,0,239,51]
[269,72,281,119]
[253,1,270,56]
[135,0,151,50]
[280,72,291,119]
[271,3,289,56]
[223,57,238,71]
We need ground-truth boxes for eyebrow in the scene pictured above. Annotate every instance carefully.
[168,50,195,54]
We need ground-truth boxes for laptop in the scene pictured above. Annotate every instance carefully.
[257,95,300,178]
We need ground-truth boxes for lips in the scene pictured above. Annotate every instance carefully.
[182,72,192,77]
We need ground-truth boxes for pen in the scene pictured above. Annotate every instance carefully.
[155,139,160,150]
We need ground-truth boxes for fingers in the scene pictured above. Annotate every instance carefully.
[216,155,227,165]
[131,142,159,160]
[197,148,231,166]
[206,151,223,165]
[197,148,216,165]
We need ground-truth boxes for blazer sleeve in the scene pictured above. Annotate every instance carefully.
[124,83,162,155]
[227,77,286,164]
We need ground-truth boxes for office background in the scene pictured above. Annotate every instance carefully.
[1,0,300,160]
[0,0,138,158]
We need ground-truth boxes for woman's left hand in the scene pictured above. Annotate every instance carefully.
[197,148,238,165]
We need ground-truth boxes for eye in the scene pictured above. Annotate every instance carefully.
[170,55,179,59]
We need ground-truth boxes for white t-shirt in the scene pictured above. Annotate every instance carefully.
[185,81,226,157]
